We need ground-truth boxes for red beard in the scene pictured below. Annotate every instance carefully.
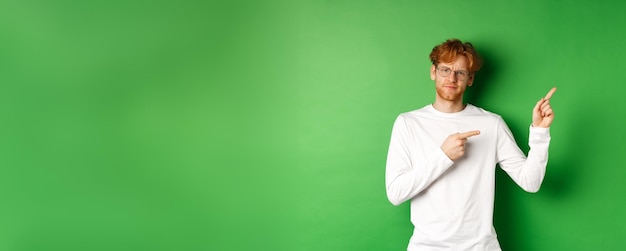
[436,85,463,102]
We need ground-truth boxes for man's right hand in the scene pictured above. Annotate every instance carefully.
[441,130,481,161]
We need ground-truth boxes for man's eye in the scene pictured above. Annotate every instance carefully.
[458,71,468,76]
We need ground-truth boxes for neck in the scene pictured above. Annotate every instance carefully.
[432,99,466,113]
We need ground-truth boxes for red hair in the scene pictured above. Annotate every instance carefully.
[429,39,483,73]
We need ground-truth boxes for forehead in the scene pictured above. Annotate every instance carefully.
[438,55,469,70]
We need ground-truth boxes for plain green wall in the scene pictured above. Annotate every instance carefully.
[1,0,625,250]
[297,0,626,250]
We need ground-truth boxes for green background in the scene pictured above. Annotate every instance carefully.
[1,0,625,250]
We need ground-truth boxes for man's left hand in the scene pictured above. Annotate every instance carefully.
[532,87,557,128]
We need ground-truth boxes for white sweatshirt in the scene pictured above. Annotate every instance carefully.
[385,104,550,251]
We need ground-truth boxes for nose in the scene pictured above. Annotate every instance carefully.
[447,71,457,82]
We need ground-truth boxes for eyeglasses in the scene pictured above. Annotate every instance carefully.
[436,66,471,81]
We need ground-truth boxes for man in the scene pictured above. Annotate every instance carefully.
[385,38,556,250]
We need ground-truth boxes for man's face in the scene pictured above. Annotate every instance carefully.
[430,55,474,102]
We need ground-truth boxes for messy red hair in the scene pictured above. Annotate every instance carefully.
[429,39,483,73]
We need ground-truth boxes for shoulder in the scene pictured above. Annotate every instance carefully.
[396,105,432,121]
[466,104,503,119]
[464,105,508,129]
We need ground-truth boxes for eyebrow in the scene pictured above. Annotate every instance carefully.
[439,65,469,72]
[437,63,469,72]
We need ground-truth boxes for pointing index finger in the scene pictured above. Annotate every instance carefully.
[458,130,481,139]
[544,87,557,100]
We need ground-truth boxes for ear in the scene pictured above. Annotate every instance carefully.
[467,74,474,87]
[430,65,436,80]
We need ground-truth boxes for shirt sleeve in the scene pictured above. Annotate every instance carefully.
[496,117,551,193]
[385,115,454,206]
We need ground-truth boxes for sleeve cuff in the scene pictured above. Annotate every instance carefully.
[529,125,551,144]
[529,125,550,135]
[436,147,454,166]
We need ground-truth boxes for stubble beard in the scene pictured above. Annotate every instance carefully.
[436,86,463,102]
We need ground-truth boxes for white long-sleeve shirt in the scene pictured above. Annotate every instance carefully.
[385,104,550,251]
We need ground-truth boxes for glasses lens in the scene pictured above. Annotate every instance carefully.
[437,67,451,77]
[457,71,468,80]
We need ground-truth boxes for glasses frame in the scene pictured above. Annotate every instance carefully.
[436,66,471,81]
